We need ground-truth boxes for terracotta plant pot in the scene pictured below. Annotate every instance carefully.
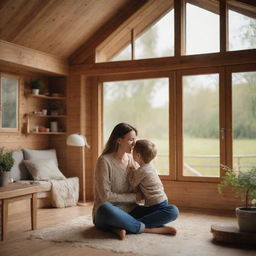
[236,207,256,233]
[0,172,10,187]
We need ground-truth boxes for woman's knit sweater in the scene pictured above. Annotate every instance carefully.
[92,153,137,221]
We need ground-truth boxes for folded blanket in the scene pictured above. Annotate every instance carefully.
[50,178,79,208]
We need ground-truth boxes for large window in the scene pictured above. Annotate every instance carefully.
[103,78,169,175]
[185,2,220,55]
[182,73,220,177]
[232,71,256,171]
[0,74,19,131]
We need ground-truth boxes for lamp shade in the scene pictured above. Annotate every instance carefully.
[66,134,90,148]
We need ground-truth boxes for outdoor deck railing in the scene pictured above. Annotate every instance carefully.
[156,154,256,175]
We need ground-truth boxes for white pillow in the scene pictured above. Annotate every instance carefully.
[23,159,65,181]
[23,149,58,166]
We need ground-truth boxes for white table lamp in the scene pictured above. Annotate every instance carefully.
[66,134,90,205]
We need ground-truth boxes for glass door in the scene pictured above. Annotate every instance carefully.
[232,71,256,171]
[177,69,225,181]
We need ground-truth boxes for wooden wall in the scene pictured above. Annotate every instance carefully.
[66,75,94,200]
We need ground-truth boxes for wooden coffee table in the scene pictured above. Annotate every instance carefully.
[0,183,41,240]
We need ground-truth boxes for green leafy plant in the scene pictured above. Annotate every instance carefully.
[0,147,14,172]
[217,165,256,208]
[31,80,42,90]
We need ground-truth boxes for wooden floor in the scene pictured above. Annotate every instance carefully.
[0,203,255,256]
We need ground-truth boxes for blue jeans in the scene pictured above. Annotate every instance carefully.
[94,200,179,234]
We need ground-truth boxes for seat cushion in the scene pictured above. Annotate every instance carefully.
[15,180,52,191]
[10,150,32,181]
[23,148,58,166]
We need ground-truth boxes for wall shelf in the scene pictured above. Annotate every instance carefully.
[28,94,66,100]
[26,78,67,135]
[27,113,67,118]
[29,132,66,135]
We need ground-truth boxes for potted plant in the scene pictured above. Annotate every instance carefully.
[217,165,256,232]
[31,80,42,95]
[0,147,14,187]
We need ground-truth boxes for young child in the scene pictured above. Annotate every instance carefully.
[129,139,168,207]
[129,139,177,235]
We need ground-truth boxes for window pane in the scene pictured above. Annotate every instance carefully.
[186,3,220,55]
[1,76,18,128]
[104,78,169,175]
[232,72,256,171]
[135,9,174,59]
[183,74,220,177]
[111,44,131,61]
[228,9,256,51]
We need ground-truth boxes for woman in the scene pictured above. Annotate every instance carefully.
[93,123,179,240]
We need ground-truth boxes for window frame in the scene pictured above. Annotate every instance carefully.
[0,73,20,132]
[225,63,256,170]
[99,71,175,179]
[176,67,226,182]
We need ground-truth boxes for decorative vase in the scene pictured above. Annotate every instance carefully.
[0,172,10,187]
[32,89,39,95]
[236,207,256,232]
[50,121,58,132]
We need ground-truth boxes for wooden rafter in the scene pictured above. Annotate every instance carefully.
[0,40,68,75]
[70,49,256,76]
[227,0,256,18]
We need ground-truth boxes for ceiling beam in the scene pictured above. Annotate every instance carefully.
[228,0,256,18]
[68,0,148,64]
[70,49,256,76]
[0,40,68,75]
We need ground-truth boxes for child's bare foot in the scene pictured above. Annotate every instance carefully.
[144,226,177,236]
[111,227,126,240]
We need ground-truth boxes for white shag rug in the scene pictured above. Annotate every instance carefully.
[29,216,177,256]
[28,214,238,256]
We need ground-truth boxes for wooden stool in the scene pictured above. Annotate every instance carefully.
[211,224,256,246]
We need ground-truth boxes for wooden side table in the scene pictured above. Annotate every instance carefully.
[0,183,40,240]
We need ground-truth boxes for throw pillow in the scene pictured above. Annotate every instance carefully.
[23,149,58,166]
[23,159,65,181]
[11,150,32,181]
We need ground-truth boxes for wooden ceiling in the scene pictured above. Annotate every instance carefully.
[0,0,255,68]
[0,0,140,59]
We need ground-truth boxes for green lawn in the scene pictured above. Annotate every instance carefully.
[153,137,256,176]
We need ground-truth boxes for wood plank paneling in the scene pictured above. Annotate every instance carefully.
[0,0,134,58]
[163,180,244,210]
[66,75,94,200]
[70,0,148,64]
